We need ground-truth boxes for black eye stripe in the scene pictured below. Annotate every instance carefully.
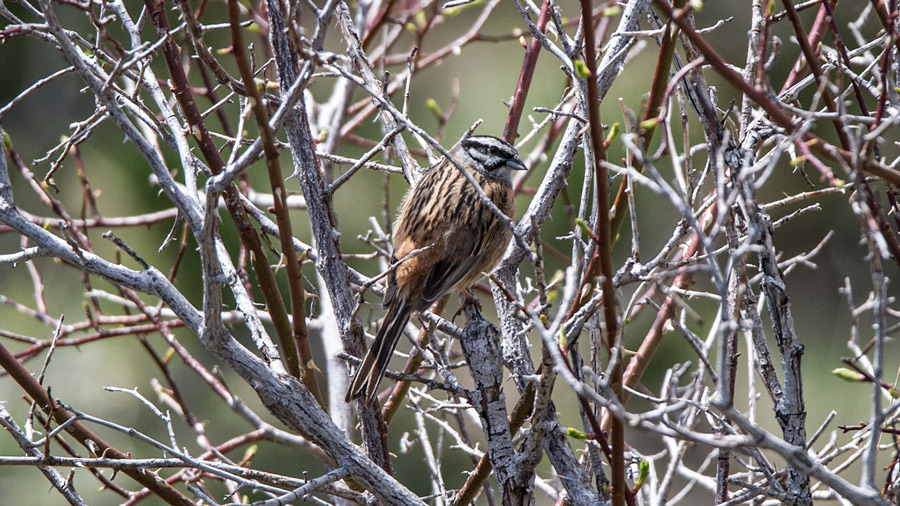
[460,136,519,170]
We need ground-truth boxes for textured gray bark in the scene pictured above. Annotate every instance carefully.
[263,0,392,474]
[459,315,533,506]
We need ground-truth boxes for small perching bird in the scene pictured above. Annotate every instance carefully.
[346,135,527,404]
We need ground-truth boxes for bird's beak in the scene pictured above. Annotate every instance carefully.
[506,158,527,171]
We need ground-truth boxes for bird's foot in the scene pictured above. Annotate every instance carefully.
[453,289,483,322]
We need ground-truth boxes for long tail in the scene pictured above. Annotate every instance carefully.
[345,301,413,404]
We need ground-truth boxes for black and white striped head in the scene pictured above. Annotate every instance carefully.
[456,135,527,182]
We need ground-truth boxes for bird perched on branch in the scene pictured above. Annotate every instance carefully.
[346,135,527,404]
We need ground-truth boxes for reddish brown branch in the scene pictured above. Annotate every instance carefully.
[142,0,299,380]
[503,0,550,143]
[227,0,323,406]
[0,342,196,506]
[610,0,685,240]
[577,1,624,504]
[651,0,900,187]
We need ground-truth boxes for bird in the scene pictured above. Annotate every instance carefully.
[346,135,527,404]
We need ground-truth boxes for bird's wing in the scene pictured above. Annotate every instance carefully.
[420,256,479,304]
[419,226,485,304]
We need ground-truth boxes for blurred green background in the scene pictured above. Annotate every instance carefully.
[1,1,898,504]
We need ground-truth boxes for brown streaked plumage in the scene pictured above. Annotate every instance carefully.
[346,135,526,404]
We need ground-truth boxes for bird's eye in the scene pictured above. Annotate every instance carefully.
[489,146,500,155]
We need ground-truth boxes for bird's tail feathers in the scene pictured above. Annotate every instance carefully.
[345,301,413,404]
